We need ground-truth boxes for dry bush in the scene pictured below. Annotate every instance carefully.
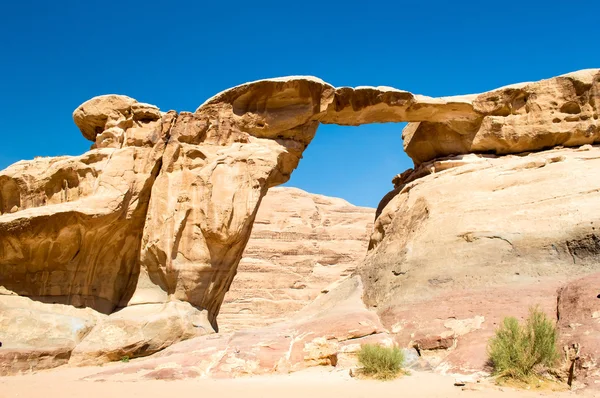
[357,344,405,380]
[488,306,560,381]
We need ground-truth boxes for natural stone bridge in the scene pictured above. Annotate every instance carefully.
[0,69,598,362]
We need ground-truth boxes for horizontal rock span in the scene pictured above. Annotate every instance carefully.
[197,69,599,165]
[0,68,599,369]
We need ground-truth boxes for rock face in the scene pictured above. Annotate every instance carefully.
[219,187,374,331]
[363,145,600,309]
[0,288,104,375]
[1,69,600,377]
[360,145,600,383]
[0,98,167,314]
[128,78,331,330]
[403,69,600,164]
[557,273,600,387]
[83,276,391,380]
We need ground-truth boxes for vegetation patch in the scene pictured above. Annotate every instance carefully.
[488,306,560,383]
[357,344,405,380]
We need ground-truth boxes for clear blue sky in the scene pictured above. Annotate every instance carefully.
[1,0,598,208]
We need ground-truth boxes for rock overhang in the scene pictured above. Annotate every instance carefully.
[72,68,600,166]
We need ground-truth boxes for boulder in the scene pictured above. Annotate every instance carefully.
[69,301,213,366]
[363,145,600,310]
[72,94,138,141]
[0,292,103,375]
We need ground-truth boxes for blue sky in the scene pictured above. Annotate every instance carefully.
[1,0,598,207]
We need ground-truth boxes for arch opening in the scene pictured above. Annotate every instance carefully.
[219,122,412,331]
[284,122,411,208]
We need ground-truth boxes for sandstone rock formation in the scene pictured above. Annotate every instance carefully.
[557,272,600,387]
[219,187,374,331]
[1,68,599,380]
[363,145,600,309]
[359,144,600,384]
[0,99,167,314]
[0,288,104,375]
[84,276,391,380]
[403,69,600,164]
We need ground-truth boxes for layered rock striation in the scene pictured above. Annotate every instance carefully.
[1,68,599,374]
[364,145,600,308]
[219,187,374,331]
[359,145,600,383]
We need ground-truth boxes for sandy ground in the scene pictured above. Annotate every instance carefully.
[1,365,597,398]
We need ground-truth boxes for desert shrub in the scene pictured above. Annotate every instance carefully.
[488,306,560,381]
[357,344,404,380]
[120,355,130,363]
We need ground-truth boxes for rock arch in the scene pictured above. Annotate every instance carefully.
[126,76,487,328]
[0,69,598,361]
[130,70,599,328]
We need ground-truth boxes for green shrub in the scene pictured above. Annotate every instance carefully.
[357,344,404,380]
[488,306,560,381]
[120,355,130,363]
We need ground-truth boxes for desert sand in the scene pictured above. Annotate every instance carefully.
[0,365,594,398]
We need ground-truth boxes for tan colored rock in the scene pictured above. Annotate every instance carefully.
[128,78,337,330]
[0,109,170,313]
[2,69,600,373]
[5,70,594,323]
[73,94,137,142]
[0,295,102,349]
[0,293,103,375]
[130,76,484,331]
[359,145,600,374]
[404,69,600,164]
[317,88,477,126]
[69,301,213,366]
[83,276,388,380]
[219,187,374,331]
[557,272,600,388]
[363,145,600,309]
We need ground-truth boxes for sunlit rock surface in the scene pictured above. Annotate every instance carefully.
[219,187,374,331]
[1,69,599,383]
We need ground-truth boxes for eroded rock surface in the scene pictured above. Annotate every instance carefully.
[0,289,104,375]
[358,144,600,383]
[0,95,169,314]
[557,272,600,388]
[84,276,390,380]
[128,79,332,330]
[363,145,600,309]
[404,69,600,164]
[1,69,600,376]
[70,301,211,366]
[219,187,374,331]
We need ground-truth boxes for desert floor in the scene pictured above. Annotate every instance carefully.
[1,365,597,398]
